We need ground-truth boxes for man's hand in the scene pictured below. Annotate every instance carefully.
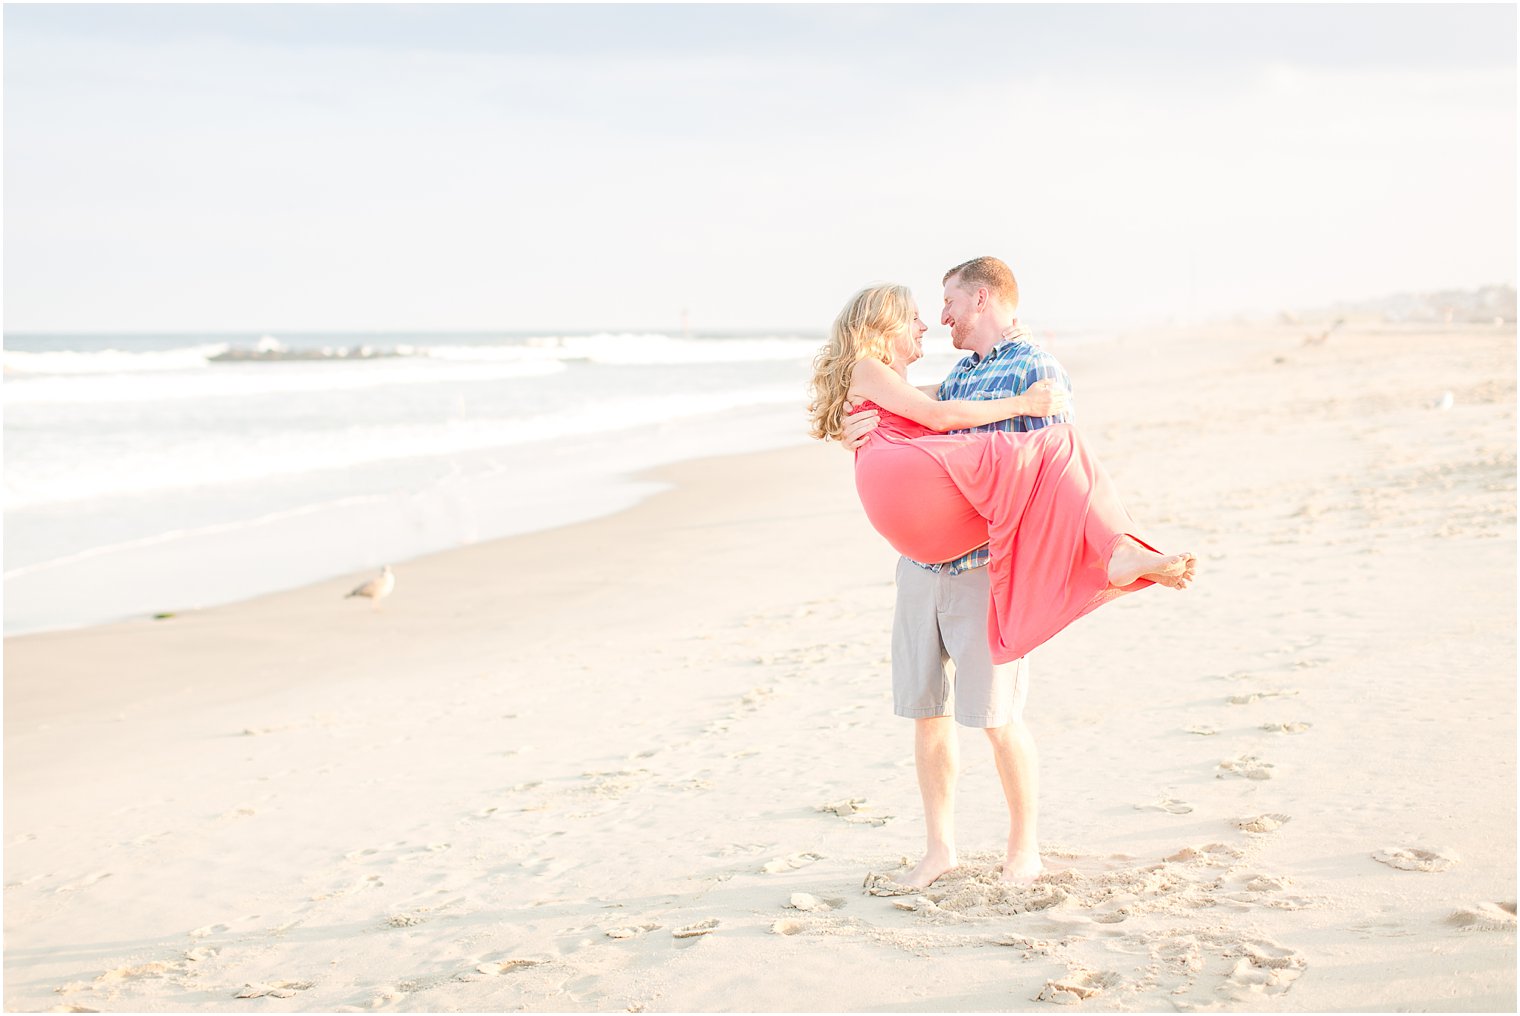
[839,400,880,451]
[1021,378,1070,418]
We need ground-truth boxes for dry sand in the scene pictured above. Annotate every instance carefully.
[4,322,1515,1012]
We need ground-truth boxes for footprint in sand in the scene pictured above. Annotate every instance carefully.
[1035,968,1118,1004]
[1164,843,1245,866]
[1134,930,1305,1001]
[787,892,844,912]
[1217,755,1275,780]
[1228,690,1299,705]
[761,852,823,874]
[1350,919,1416,939]
[672,918,720,939]
[386,913,428,928]
[1135,797,1194,814]
[1446,901,1517,932]
[55,871,112,894]
[234,981,314,999]
[1235,813,1291,834]
[1260,721,1312,734]
[95,960,180,983]
[1223,938,1306,998]
[740,687,778,709]
[816,798,891,826]
[862,871,924,898]
[1373,846,1459,872]
[605,923,662,940]
[1184,724,1219,736]
[476,958,548,974]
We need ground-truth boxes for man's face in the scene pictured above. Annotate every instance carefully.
[892,301,928,364]
[941,275,982,349]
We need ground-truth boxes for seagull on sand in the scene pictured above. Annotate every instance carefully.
[346,566,395,609]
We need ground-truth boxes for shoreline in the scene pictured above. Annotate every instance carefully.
[5,321,1514,1012]
[3,439,871,727]
[0,401,819,639]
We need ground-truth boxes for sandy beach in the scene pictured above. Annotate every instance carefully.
[4,321,1515,1012]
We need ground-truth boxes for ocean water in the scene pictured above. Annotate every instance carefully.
[4,329,972,634]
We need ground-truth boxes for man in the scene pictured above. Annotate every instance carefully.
[842,256,1072,887]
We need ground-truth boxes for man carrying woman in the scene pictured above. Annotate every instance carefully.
[818,257,1193,888]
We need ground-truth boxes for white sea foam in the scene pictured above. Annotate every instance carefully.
[4,333,817,373]
[2,493,389,580]
[3,344,231,375]
[2,333,820,404]
[1,357,570,405]
[3,385,804,509]
[514,333,820,365]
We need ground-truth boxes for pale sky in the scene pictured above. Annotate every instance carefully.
[4,4,1515,333]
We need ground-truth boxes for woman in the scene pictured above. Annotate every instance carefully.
[809,283,1194,664]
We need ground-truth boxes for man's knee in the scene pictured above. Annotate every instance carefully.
[983,716,1033,745]
[916,715,955,742]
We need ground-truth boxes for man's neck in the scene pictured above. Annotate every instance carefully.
[968,316,1020,360]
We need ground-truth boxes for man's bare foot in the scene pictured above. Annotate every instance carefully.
[1107,538,1196,589]
[1001,850,1043,885]
[902,849,957,889]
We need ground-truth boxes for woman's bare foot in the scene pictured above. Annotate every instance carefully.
[1107,538,1196,589]
[902,848,957,890]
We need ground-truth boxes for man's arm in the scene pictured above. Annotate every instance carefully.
[850,359,1050,432]
[1018,351,1075,429]
[839,400,879,451]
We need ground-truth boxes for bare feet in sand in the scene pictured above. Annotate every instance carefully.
[1107,537,1196,589]
[902,848,957,889]
[1001,849,1043,885]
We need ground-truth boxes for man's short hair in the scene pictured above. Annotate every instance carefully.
[944,256,1019,309]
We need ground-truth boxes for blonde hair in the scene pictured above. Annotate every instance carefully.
[808,283,915,441]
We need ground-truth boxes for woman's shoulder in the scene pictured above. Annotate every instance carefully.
[849,357,894,395]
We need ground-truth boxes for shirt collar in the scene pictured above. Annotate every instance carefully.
[971,321,1030,365]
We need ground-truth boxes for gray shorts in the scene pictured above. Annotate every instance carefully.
[892,557,1030,728]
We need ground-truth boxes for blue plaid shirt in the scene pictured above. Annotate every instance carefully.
[911,324,1074,575]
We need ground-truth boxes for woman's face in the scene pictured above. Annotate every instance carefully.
[891,300,928,365]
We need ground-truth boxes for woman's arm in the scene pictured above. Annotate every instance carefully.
[850,359,1065,432]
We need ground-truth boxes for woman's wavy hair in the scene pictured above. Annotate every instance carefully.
[808,283,914,441]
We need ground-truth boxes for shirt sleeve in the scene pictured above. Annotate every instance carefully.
[1022,351,1075,428]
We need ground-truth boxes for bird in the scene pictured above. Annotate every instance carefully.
[345,566,395,609]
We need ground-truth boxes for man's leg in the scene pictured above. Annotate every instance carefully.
[904,716,959,887]
[891,559,960,889]
[938,565,1042,883]
[985,716,1041,882]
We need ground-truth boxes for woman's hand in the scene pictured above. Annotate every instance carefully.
[1021,379,1070,418]
[840,400,880,451]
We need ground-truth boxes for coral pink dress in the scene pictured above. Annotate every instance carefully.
[852,401,1156,663]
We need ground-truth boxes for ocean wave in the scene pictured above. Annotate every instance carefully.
[4,332,821,374]
[3,343,232,375]
[3,386,805,509]
[2,358,571,405]
[2,492,390,581]
[511,333,821,365]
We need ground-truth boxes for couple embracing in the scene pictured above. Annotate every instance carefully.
[808,256,1195,889]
